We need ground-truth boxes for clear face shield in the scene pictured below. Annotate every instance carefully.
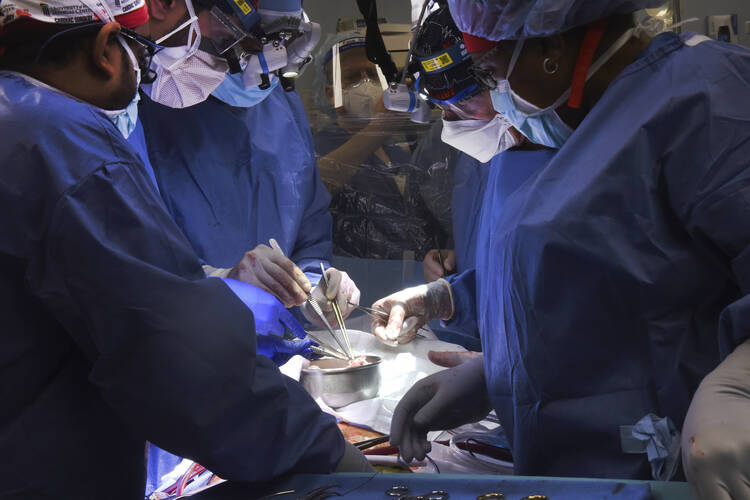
[329,38,389,110]
[414,69,490,121]
[201,4,252,55]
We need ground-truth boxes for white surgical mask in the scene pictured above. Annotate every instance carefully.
[146,0,229,108]
[101,37,141,138]
[441,114,518,163]
[491,27,635,148]
[341,78,382,118]
[148,47,229,108]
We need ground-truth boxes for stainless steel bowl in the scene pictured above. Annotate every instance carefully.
[300,355,382,408]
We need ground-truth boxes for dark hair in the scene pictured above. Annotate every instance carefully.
[0,18,100,71]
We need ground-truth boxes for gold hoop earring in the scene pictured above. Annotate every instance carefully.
[543,58,559,75]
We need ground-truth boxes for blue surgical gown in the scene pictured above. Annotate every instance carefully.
[134,86,334,492]
[451,153,489,272]
[138,85,332,276]
[408,121,483,349]
[450,33,750,478]
[0,72,343,499]
[433,153,487,350]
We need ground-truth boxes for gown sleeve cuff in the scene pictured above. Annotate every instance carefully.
[442,269,477,332]
[202,265,232,278]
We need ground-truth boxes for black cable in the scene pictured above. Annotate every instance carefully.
[355,0,398,82]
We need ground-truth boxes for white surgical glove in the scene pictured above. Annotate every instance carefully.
[682,337,750,500]
[228,244,311,307]
[370,279,454,345]
[301,267,360,328]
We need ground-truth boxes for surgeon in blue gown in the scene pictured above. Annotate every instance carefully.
[0,9,352,498]
[133,79,343,493]
[139,81,332,274]
[132,6,364,489]
[412,6,545,354]
[375,0,750,483]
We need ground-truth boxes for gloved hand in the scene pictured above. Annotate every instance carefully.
[370,279,454,345]
[301,267,360,328]
[682,337,750,500]
[390,356,492,462]
[257,335,317,366]
[228,244,311,308]
[220,278,306,338]
[427,350,482,368]
[423,249,456,282]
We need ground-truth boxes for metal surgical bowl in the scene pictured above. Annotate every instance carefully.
[300,355,382,408]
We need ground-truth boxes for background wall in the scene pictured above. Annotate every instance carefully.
[678,0,750,47]
[303,0,411,38]
[296,0,411,114]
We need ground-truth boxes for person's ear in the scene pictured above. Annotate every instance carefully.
[148,0,176,22]
[538,34,566,76]
[148,0,188,42]
[91,22,121,79]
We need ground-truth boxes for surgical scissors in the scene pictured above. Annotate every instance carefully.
[385,485,449,500]
[348,302,427,341]
[296,484,341,500]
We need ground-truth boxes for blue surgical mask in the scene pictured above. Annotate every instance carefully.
[490,80,572,148]
[101,37,141,139]
[491,28,634,148]
[489,39,572,148]
[103,92,140,139]
[211,71,279,108]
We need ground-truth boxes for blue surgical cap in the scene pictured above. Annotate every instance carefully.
[448,0,666,40]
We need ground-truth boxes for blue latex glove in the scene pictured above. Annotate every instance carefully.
[258,335,318,365]
[219,277,306,338]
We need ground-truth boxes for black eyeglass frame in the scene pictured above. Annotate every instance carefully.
[119,26,164,84]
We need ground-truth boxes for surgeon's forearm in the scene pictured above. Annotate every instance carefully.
[318,123,391,191]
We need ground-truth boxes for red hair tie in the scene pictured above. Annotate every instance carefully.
[568,18,608,109]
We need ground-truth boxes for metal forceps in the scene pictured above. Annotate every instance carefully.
[385,485,449,500]
[304,331,348,360]
[319,262,354,359]
[267,238,351,358]
[349,302,427,342]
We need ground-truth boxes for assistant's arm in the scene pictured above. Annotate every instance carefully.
[32,164,345,481]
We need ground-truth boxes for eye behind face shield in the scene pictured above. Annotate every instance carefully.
[193,0,263,61]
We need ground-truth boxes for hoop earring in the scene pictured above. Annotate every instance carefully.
[543,58,559,75]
